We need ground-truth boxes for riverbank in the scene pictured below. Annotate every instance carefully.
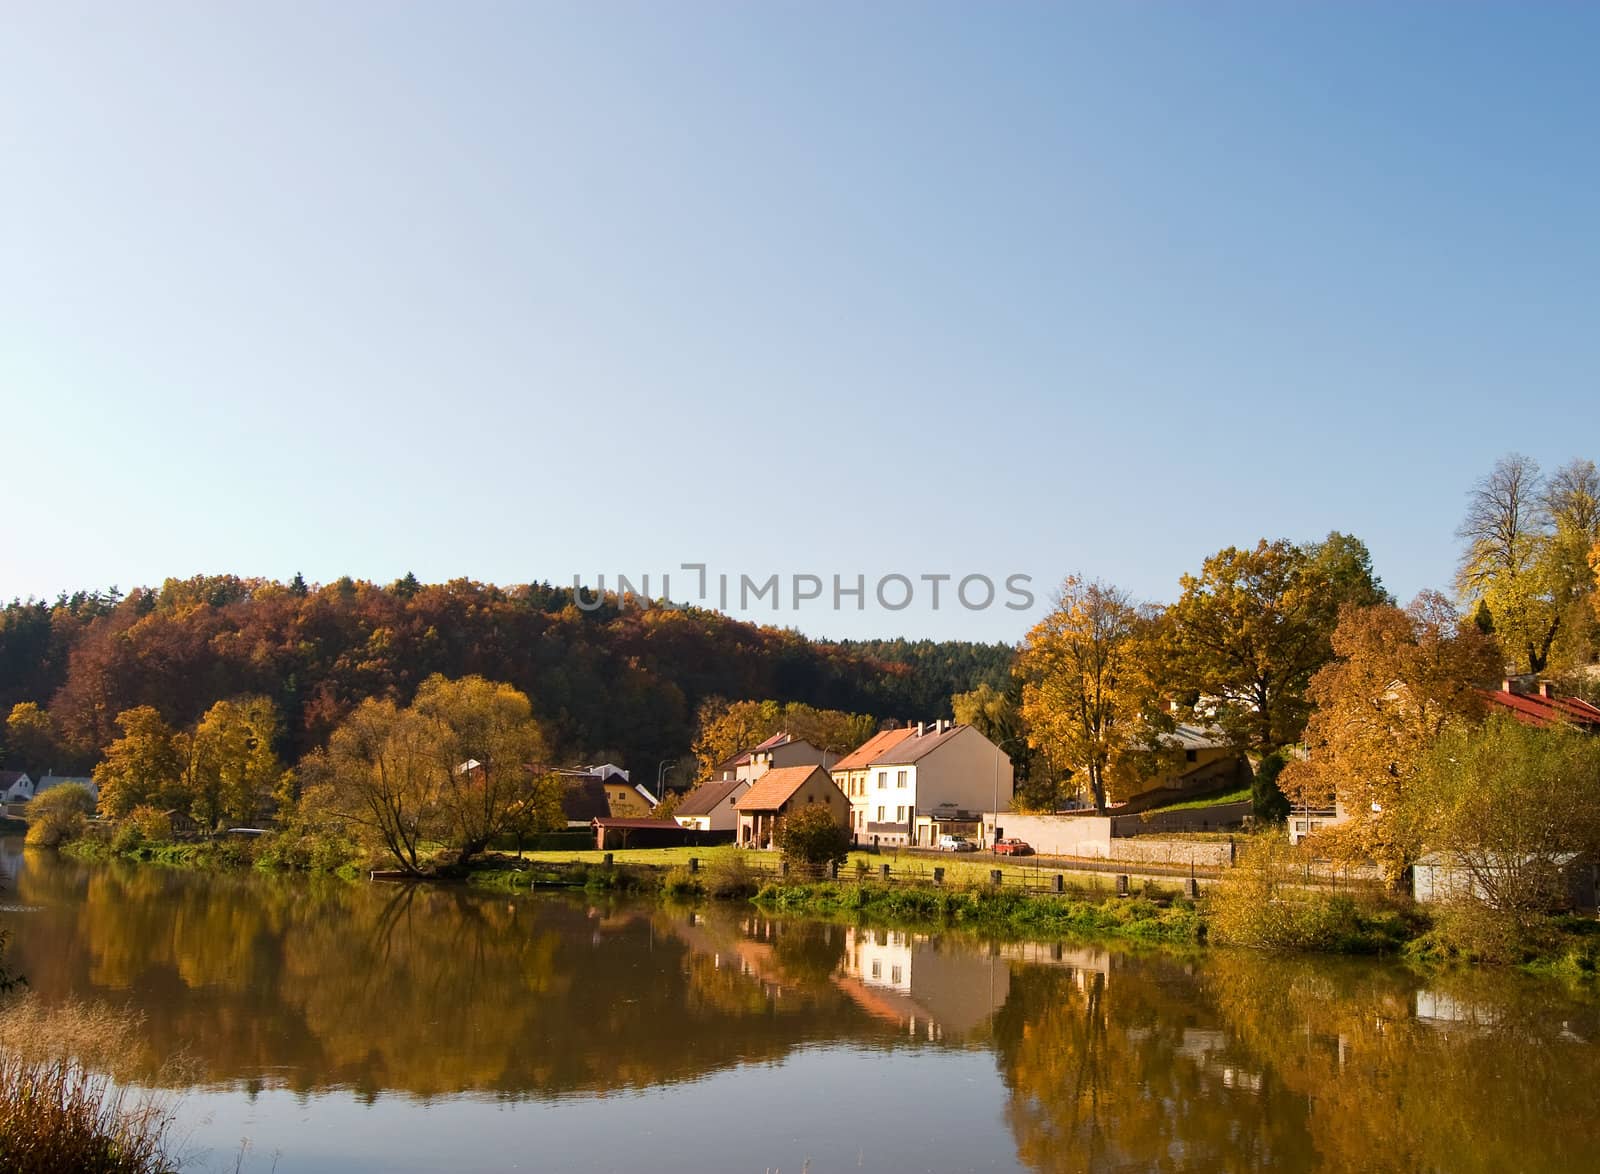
[38,833,1600,976]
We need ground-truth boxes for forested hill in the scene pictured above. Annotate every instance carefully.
[0,576,1014,781]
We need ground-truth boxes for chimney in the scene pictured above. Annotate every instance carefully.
[1538,680,1556,699]
[917,721,926,737]
[1502,678,1516,696]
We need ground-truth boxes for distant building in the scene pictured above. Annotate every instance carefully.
[672,776,751,832]
[712,732,834,784]
[734,764,848,849]
[0,771,34,804]
[1412,850,1596,911]
[33,774,98,804]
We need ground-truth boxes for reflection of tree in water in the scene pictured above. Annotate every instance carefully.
[5,852,885,1099]
[1201,955,1600,1174]
[993,955,1310,1172]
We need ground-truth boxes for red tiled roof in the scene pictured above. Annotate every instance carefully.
[1482,688,1600,731]
[590,818,684,830]
[870,723,971,765]
[831,727,916,772]
[735,765,835,811]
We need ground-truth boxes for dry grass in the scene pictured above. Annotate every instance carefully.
[0,1053,178,1174]
[0,995,187,1174]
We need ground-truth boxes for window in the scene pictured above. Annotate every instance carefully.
[896,806,906,822]
[870,961,881,979]
[896,770,907,788]
[876,806,885,822]
[877,771,887,789]
[891,965,902,984]
[1185,749,1197,763]
[806,795,814,804]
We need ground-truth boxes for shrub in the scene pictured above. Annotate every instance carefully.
[703,852,760,899]
[662,866,704,898]
[773,806,850,872]
[1207,834,1390,952]
[127,807,171,845]
[24,810,86,848]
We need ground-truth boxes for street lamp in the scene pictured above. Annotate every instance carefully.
[656,759,676,803]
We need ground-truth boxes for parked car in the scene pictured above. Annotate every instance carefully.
[993,838,1033,856]
[938,835,978,852]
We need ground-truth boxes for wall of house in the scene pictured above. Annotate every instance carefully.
[738,771,849,846]
[675,782,748,832]
[914,728,1014,817]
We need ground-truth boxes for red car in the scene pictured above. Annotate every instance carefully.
[993,838,1033,856]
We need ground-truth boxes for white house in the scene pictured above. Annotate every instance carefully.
[0,771,33,804]
[716,732,835,784]
[833,721,1013,849]
[33,773,98,804]
[672,776,751,832]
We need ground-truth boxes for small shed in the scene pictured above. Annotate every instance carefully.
[1412,851,1597,911]
[592,817,701,851]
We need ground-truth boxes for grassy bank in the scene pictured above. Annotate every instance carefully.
[752,880,1203,943]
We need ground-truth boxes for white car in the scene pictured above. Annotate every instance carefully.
[937,835,977,852]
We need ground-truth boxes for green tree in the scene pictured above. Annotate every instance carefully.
[91,707,185,818]
[311,699,438,874]
[1412,716,1600,927]
[773,804,851,871]
[1456,454,1599,675]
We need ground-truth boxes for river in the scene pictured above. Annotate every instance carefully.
[1,838,1597,1173]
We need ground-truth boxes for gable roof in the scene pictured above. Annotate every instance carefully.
[832,727,916,772]
[1482,687,1600,731]
[560,778,611,822]
[868,724,971,766]
[674,776,748,816]
[736,765,833,811]
[0,771,29,789]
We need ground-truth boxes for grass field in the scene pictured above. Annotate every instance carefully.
[510,845,1162,892]
[1142,786,1252,814]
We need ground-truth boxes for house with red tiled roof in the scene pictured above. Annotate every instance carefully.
[733,764,848,849]
[1482,679,1600,731]
[837,721,1015,849]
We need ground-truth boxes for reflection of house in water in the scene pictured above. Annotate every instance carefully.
[1414,988,1503,1029]
[835,928,1010,1041]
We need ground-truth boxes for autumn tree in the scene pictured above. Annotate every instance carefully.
[1456,454,1599,675]
[774,804,851,871]
[689,699,875,781]
[1280,594,1500,886]
[185,696,285,830]
[92,706,185,817]
[4,702,60,771]
[311,698,438,873]
[410,674,549,865]
[1161,536,1381,755]
[1017,578,1165,814]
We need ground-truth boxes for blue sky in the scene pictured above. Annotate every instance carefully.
[3,3,1596,642]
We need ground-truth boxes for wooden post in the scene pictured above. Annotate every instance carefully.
[1116,874,1130,897]
[603,853,614,868]
[1052,873,1064,894]
[1184,877,1201,900]
[880,863,892,880]
[933,867,945,886]
[991,869,1003,887]
[688,857,699,873]
[781,860,790,877]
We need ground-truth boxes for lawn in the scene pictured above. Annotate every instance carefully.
[511,845,1148,892]
[1140,786,1252,814]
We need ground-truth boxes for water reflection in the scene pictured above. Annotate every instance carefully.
[2,841,1598,1172]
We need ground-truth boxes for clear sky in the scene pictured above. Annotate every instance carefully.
[3,4,1596,642]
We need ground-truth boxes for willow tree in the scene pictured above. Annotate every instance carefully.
[1017,577,1162,814]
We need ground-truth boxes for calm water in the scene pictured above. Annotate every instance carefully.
[2,839,1598,1174]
